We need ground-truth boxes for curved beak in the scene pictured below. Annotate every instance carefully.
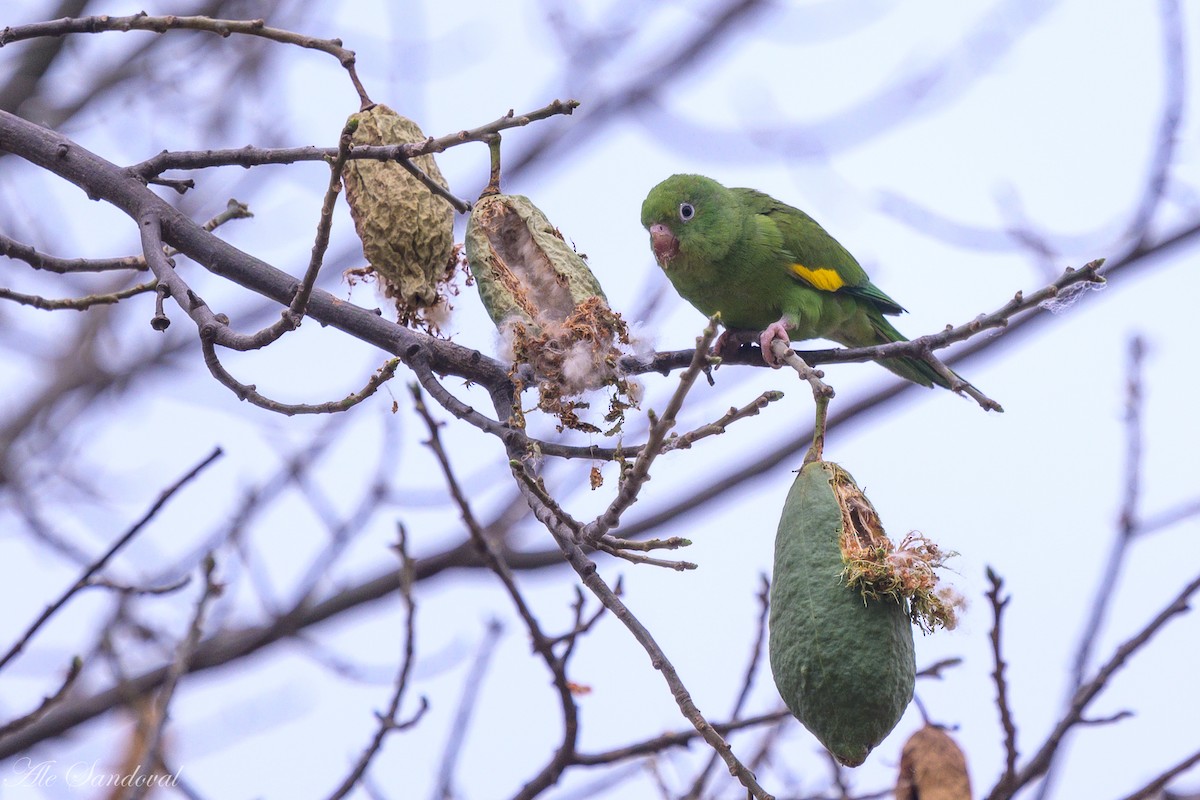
[649,223,680,268]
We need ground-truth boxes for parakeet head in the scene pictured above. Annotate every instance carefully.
[640,174,741,270]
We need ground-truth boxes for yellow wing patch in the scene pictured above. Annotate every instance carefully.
[790,263,845,292]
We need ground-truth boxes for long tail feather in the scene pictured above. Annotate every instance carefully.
[865,315,959,391]
[878,354,951,389]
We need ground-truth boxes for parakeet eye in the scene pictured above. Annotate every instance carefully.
[678,202,695,222]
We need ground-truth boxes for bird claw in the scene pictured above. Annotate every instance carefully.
[759,320,792,367]
[711,323,792,367]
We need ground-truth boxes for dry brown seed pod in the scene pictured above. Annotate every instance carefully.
[342,104,455,331]
[895,725,972,800]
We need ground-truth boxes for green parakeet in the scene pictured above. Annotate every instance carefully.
[640,174,963,391]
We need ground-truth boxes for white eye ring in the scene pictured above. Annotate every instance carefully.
[679,202,695,221]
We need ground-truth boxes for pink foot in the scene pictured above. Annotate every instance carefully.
[759,319,792,367]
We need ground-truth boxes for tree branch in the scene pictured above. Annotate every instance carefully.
[0,12,371,102]
[0,447,223,673]
[985,570,1200,800]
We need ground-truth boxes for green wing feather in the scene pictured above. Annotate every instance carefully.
[733,187,952,389]
[734,188,906,317]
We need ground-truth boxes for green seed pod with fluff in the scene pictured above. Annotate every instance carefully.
[465,193,607,331]
[769,460,916,767]
[465,193,638,433]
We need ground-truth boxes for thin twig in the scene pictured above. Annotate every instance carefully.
[0,200,250,278]
[200,337,401,415]
[1115,746,1200,800]
[85,575,193,597]
[413,386,583,799]
[682,573,771,800]
[130,554,222,800]
[0,657,82,739]
[583,317,719,543]
[292,123,355,326]
[916,657,963,680]
[326,526,426,800]
[0,279,157,310]
[128,99,581,178]
[1139,495,1200,536]
[770,340,834,463]
[592,535,698,570]
[985,570,1200,800]
[986,567,1019,795]
[0,447,223,672]
[0,13,371,101]
[661,390,785,453]
[0,232,147,272]
[395,154,471,214]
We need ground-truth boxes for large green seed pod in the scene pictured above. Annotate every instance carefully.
[464,192,607,331]
[342,104,455,323]
[769,460,916,767]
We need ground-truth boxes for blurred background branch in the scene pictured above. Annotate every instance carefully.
[1,1,1198,798]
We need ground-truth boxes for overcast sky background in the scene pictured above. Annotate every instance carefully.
[2,1,1199,798]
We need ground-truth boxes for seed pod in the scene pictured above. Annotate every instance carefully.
[769,460,916,767]
[465,193,635,433]
[895,726,971,800]
[464,192,607,331]
[342,104,455,329]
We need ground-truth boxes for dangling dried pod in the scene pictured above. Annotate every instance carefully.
[895,725,971,800]
[342,104,456,331]
[465,192,635,433]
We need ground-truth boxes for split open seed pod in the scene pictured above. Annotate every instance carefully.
[770,460,964,767]
[769,460,917,767]
[465,193,635,433]
[465,192,607,330]
[342,104,456,331]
